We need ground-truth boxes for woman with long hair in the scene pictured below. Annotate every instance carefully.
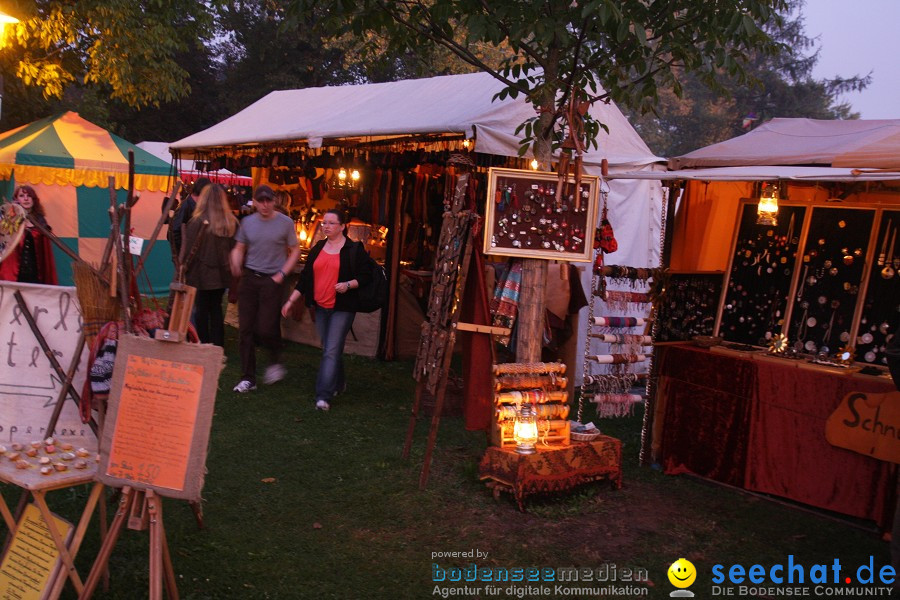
[282,209,374,411]
[0,185,58,284]
[180,183,239,347]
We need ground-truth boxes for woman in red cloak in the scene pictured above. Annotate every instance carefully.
[0,185,58,284]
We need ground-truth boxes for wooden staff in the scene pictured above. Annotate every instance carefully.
[135,180,181,280]
[25,214,107,284]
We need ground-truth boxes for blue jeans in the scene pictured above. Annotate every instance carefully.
[314,307,356,403]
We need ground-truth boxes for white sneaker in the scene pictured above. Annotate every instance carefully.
[315,399,330,411]
[233,380,256,393]
[263,364,287,385]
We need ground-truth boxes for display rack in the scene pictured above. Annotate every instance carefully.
[490,362,570,448]
[653,271,725,342]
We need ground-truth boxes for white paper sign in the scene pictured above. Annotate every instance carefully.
[128,235,145,255]
[0,282,95,449]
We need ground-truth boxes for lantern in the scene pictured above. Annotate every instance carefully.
[513,403,539,454]
[757,182,779,226]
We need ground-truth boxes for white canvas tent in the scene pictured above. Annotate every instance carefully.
[172,72,667,381]
[136,141,252,186]
[666,117,900,172]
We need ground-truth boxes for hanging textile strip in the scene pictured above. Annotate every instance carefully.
[492,361,567,376]
[602,290,652,309]
[494,390,568,404]
[589,334,653,345]
[592,316,650,327]
[592,394,643,418]
[494,375,567,391]
[582,373,639,394]
[587,354,646,364]
[598,266,656,280]
[496,404,570,421]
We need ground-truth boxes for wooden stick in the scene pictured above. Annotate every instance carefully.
[136,180,181,279]
[78,487,134,600]
[44,332,86,436]
[25,215,107,283]
[99,182,119,279]
[12,291,97,437]
[122,152,135,298]
[109,184,132,333]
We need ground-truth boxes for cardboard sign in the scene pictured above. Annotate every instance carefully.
[0,282,94,450]
[0,503,72,600]
[98,334,223,501]
[825,391,900,464]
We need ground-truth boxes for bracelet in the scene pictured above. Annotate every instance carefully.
[278,269,286,277]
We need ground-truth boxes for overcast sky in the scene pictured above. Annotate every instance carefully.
[803,0,900,119]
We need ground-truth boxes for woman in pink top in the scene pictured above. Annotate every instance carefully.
[283,209,374,411]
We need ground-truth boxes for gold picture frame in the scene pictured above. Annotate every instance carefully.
[483,167,599,262]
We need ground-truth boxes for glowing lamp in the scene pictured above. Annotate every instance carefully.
[350,169,360,182]
[0,9,18,24]
[757,182,779,226]
[337,168,347,182]
[530,159,539,171]
[462,139,471,149]
[513,403,539,454]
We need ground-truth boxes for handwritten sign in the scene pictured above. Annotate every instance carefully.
[825,391,900,464]
[98,334,223,501]
[105,354,204,491]
[0,503,72,600]
[0,282,94,450]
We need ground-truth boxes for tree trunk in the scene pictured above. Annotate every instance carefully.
[515,258,547,363]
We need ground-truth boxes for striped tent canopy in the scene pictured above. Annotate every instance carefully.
[0,112,174,191]
[0,112,177,293]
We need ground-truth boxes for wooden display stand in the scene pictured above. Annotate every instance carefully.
[490,362,571,448]
[80,320,224,599]
[478,436,622,511]
[0,463,104,599]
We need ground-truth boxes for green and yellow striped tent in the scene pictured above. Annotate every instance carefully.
[0,112,177,293]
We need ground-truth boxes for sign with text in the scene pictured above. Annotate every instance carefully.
[98,334,223,501]
[0,503,72,600]
[0,282,93,450]
[825,390,900,464]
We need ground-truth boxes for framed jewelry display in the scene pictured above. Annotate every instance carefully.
[787,206,875,356]
[483,167,598,262]
[717,202,808,346]
[654,271,725,342]
[856,210,899,366]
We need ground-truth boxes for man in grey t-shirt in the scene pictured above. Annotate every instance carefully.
[229,184,300,392]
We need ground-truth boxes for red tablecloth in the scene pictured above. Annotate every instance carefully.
[658,344,896,525]
[479,438,622,510]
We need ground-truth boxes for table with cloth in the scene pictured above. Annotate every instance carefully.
[654,343,896,525]
[478,437,622,510]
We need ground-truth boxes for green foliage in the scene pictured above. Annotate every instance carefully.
[625,0,871,157]
[0,0,215,110]
[288,0,786,159]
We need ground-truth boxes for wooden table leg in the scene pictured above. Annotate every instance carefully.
[79,487,134,600]
[32,491,84,594]
[47,482,104,600]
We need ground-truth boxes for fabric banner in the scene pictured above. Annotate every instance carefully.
[0,281,94,449]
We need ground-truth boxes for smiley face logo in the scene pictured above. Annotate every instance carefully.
[668,558,696,588]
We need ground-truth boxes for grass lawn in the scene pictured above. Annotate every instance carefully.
[6,327,891,599]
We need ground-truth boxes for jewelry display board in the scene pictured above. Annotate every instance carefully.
[857,210,900,366]
[483,167,598,262]
[788,207,875,355]
[718,203,807,346]
[654,271,725,342]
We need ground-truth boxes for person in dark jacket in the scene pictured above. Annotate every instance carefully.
[179,183,239,347]
[282,209,373,411]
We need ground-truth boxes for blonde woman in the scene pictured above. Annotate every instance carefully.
[179,184,239,347]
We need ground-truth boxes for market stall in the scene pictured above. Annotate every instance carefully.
[171,71,665,369]
[613,118,900,524]
[0,112,176,293]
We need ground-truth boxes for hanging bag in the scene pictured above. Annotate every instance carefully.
[356,242,388,313]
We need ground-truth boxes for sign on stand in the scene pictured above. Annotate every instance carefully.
[0,504,73,600]
[97,334,223,502]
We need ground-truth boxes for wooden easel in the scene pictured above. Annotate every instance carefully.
[402,206,510,488]
[79,487,178,600]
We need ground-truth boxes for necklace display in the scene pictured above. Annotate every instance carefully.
[855,210,900,365]
[651,272,723,342]
[720,205,806,347]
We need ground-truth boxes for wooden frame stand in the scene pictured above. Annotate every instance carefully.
[79,487,178,600]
